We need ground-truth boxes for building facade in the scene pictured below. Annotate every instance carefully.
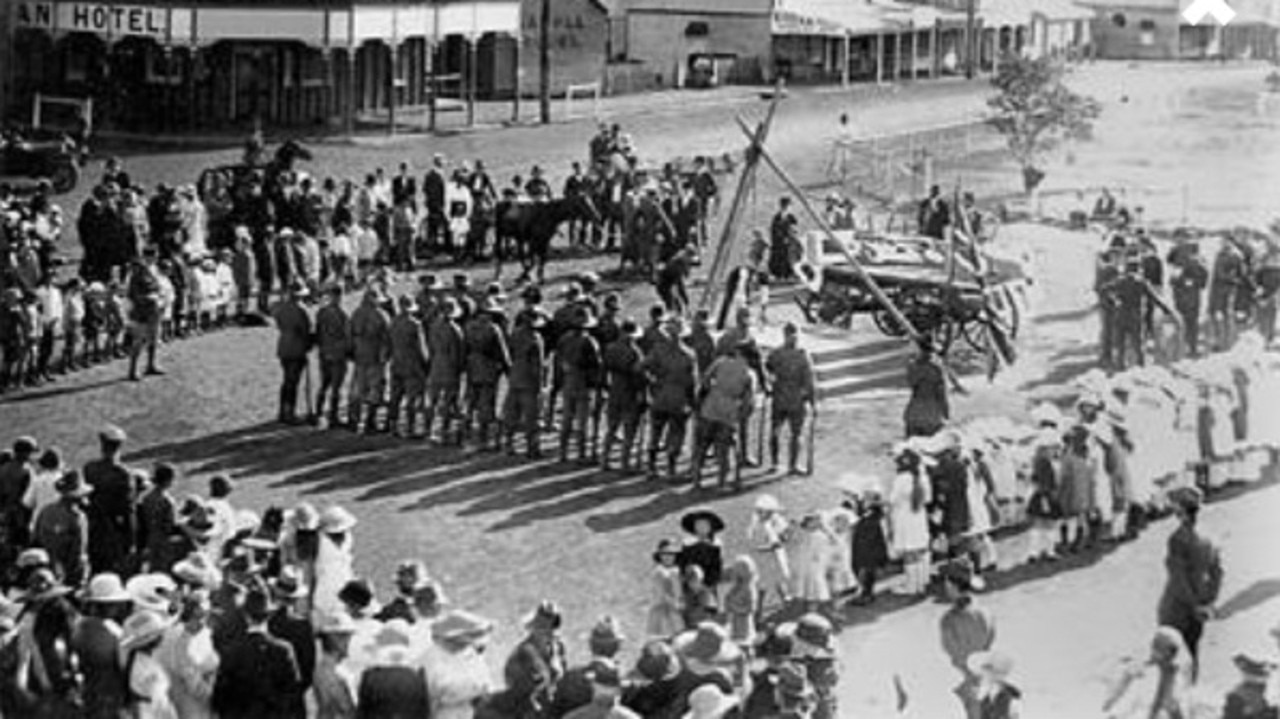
[515,0,609,97]
[1080,0,1278,60]
[4,0,521,132]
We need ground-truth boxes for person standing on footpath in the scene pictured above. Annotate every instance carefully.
[348,288,393,434]
[125,246,166,382]
[504,309,547,459]
[387,295,430,438]
[765,322,816,476]
[314,285,352,429]
[645,315,699,483]
[83,425,136,576]
[1157,486,1223,680]
[601,319,648,473]
[272,280,313,425]
[904,337,949,438]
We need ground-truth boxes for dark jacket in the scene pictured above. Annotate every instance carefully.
[357,664,431,719]
[273,299,313,361]
[427,316,466,386]
[1157,522,1224,628]
[389,313,430,380]
[315,304,352,363]
[508,324,546,392]
[212,629,306,719]
[466,315,512,385]
[136,488,182,573]
[268,610,317,693]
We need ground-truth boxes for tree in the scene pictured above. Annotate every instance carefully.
[986,54,1101,195]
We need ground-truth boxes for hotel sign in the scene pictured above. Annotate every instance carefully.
[16,1,171,39]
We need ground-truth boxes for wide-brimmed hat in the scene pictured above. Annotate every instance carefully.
[779,613,834,659]
[319,505,358,534]
[21,569,71,603]
[270,566,309,600]
[574,306,598,329]
[337,579,378,613]
[589,616,625,652]
[120,610,174,652]
[479,296,505,317]
[54,470,93,498]
[680,509,726,536]
[288,502,321,532]
[172,553,222,590]
[127,573,178,614]
[683,684,739,719]
[967,650,1014,680]
[775,662,815,701]
[1168,486,1203,512]
[620,319,642,339]
[673,622,742,665]
[418,273,441,291]
[81,573,132,604]
[432,609,495,647]
[1234,653,1278,681]
[523,600,563,633]
[753,494,783,513]
[440,297,464,320]
[16,548,50,570]
[635,640,682,682]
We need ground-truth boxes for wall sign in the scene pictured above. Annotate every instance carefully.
[16,1,170,39]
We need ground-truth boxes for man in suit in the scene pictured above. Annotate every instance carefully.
[422,154,448,254]
[392,161,417,209]
[272,280,313,424]
[137,462,182,573]
[213,581,306,719]
[1157,487,1223,680]
[83,425,136,575]
[268,568,317,699]
[917,184,950,240]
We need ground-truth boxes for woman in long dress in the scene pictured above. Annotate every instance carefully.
[422,610,496,719]
[157,593,219,719]
[645,540,684,639]
[786,514,835,612]
[121,612,179,719]
[889,448,933,595]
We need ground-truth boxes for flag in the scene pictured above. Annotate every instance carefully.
[893,673,910,714]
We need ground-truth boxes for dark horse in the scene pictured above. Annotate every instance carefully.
[495,195,601,283]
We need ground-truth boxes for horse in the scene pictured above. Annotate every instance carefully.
[496,195,601,283]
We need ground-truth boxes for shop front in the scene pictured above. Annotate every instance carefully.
[6,0,520,133]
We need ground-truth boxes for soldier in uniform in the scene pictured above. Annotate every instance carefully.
[545,283,585,428]
[686,308,717,376]
[596,293,622,348]
[33,470,92,589]
[83,424,135,576]
[425,297,467,445]
[765,322,817,476]
[504,309,547,458]
[126,246,166,381]
[1102,255,1175,370]
[601,319,648,473]
[464,297,512,451]
[1170,243,1210,358]
[388,295,430,438]
[1095,246,1124,369]
[314,285,352,429]
[557,306,603,464]
[644,315,699,482]
[692,340,757,490]
[716,307,767,468]
[1209,238,1247,352]
[271,280,313,425]
[348,288,393,434]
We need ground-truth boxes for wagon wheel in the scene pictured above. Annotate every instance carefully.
[872,310,908,337]
[930,316,957,355]
[873,309,955,353]
[961,317,992,353]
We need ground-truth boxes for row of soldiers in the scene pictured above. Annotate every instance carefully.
[271,274,818,488]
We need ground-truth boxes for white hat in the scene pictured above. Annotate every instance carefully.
[120,610,174,651]
[753,494,782,513]
[1029,403,1063,428]
[319,505,358,534]
[833,471,878,496]
[127,573,178,615]
[967,650,1014,680]
[82,573,132,604]
[683,685,739,719]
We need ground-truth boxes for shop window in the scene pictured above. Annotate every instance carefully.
[65,46,90,83]
[1111,13,1126,28]
[685,21,709,38]
[145,46,182,85]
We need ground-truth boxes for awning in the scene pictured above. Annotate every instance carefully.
[869,0,968,28]
[772,0,903,35]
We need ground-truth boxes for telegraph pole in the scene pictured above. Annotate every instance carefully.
[538,0,551,123]
[965,0,976,79]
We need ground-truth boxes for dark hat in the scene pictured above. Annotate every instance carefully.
[270,566,309,600]
[680,509,726,536]
[338,579,376,611]
[673,621,742,664]
[1168,486,1203,512]
[652,538,680,563]
[620,319,642,339]
[418,274,440,290]
[1234,653,1277,680]
[13,436,38,455]
[755,627,795,660]
[485,281,507,298]
[603,292,621,310]
[522,600,563,633]
[452,273,471,290]
[243,581,276,622]
[288,279,310,297]
[578,271,601,290]
[588,616,625,656]
[780,614,834,658]
[574,306,598,329]
[439,297,464,320]
[635,640,681,682]
[152,462,178,486]
[775,662,815,700]
[520,285,543,304]
[54,470,93,498]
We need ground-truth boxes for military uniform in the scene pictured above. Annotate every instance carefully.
[425,311,466,444]
[644,332,699,479]
[272,297,313,423]
[388,310,430,437]
[464,310,512,449]
[693,352,756,488]
[83,454,134,575]
[1171,254,1209,357]
[601,332,648,471]
[349,297,392,433]
[557,321,603,463]
[33,498,89,588]
[1103,265,1166,370]
[504,318,546,457]
[314,301,352,426]
[1094,252,1122,368]
[765,341,816,474]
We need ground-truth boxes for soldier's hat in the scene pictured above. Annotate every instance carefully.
[620,319,642,339]
[521,285,544,304]
[418,274,440,290]
[485,281,508,301]
[480,296,506,317]
[574,306,599,329]
[398,295,418,313]
[603,292,621,311]
[99,424,128,445]
[440,297,464,320]
[452,273,471,291]
[516,308,548,329]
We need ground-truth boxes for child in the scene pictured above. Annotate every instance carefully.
[329,222,355,290]
[104,281,126,358]
[83,281,107,363]
[156,260,176,342]
[850,496,890,604]
[214,249,236,326]
[722,554,759,647]
[231,228,256,319]
[1026,432,1064,563]
[34,273,62,382]
[889,445,934,596]
[21,291,40,385]
[825,508,858,602]
[1,289,29,391]
[680,564,718,628]
[787,513,835,614]
[60,278,84,371]
[192,256,217,331]
[747,494,792,608]
[166,256,189,337]
[645,539,684,639]
[747,267,770,327]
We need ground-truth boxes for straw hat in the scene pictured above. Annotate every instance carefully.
[522,600,563,633]
[370,619,416,666]
[319,505,358,534]
[289,502,321,532]
[172,553,222,590]
[81,573,132,604]
[778,613,834,659]
[127,573,178,615]
[680,509,726,536]
[682,685,739,719]
[431,609,495,648]
[120,610,174,652]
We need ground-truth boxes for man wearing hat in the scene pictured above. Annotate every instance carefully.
[125,245,166,381]
[765,322,817,476]
[426,296,467,445]
[553,616,628,717]
[137,462,184,573]
[490,601,567,717]
[601,319,648,472]
[1157,486,1222,678]
[0,437,37,561]
[1223,653,1278,719]
[74,573,134,718]
[414,273,442,322]
[423,154,449,253]
[558,306,604,463]
[692,340,756,490]
[349,288,393,434]
[32,470,92,588]
[939,558,996,719]
[504,308,548,458]
[271,280,314,424]
[83,424,136,575]
[213,580,306,719]
[715,306,767,466]
[644,313,699,481]
[780,614,839,719]
[387,294,430,438]
[464,295,512,450]
[312,612,359,718]
[313,283,352,429]
[1100,255,1176,370]
[268,566,317,699]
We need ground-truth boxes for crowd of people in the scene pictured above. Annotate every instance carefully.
[0,122,729,395]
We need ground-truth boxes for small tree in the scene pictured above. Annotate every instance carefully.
[986,54,1101,195]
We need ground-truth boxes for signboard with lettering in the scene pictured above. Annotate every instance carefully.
[772,9,844,36]
[15,1,178,40]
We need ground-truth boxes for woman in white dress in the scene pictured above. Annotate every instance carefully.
[888,447,933,595]
[121,611,179,719]
[312,505,358,623]
[421,610,496,719]
[157,592,218,719]
[785,513,835,612]
[746,494,792,606]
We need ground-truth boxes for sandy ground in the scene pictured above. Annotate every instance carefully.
[3,61,1280,717]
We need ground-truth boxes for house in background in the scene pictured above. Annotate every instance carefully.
[1079,0,1279,60]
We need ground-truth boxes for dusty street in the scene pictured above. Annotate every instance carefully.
[4,61,1280,717]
